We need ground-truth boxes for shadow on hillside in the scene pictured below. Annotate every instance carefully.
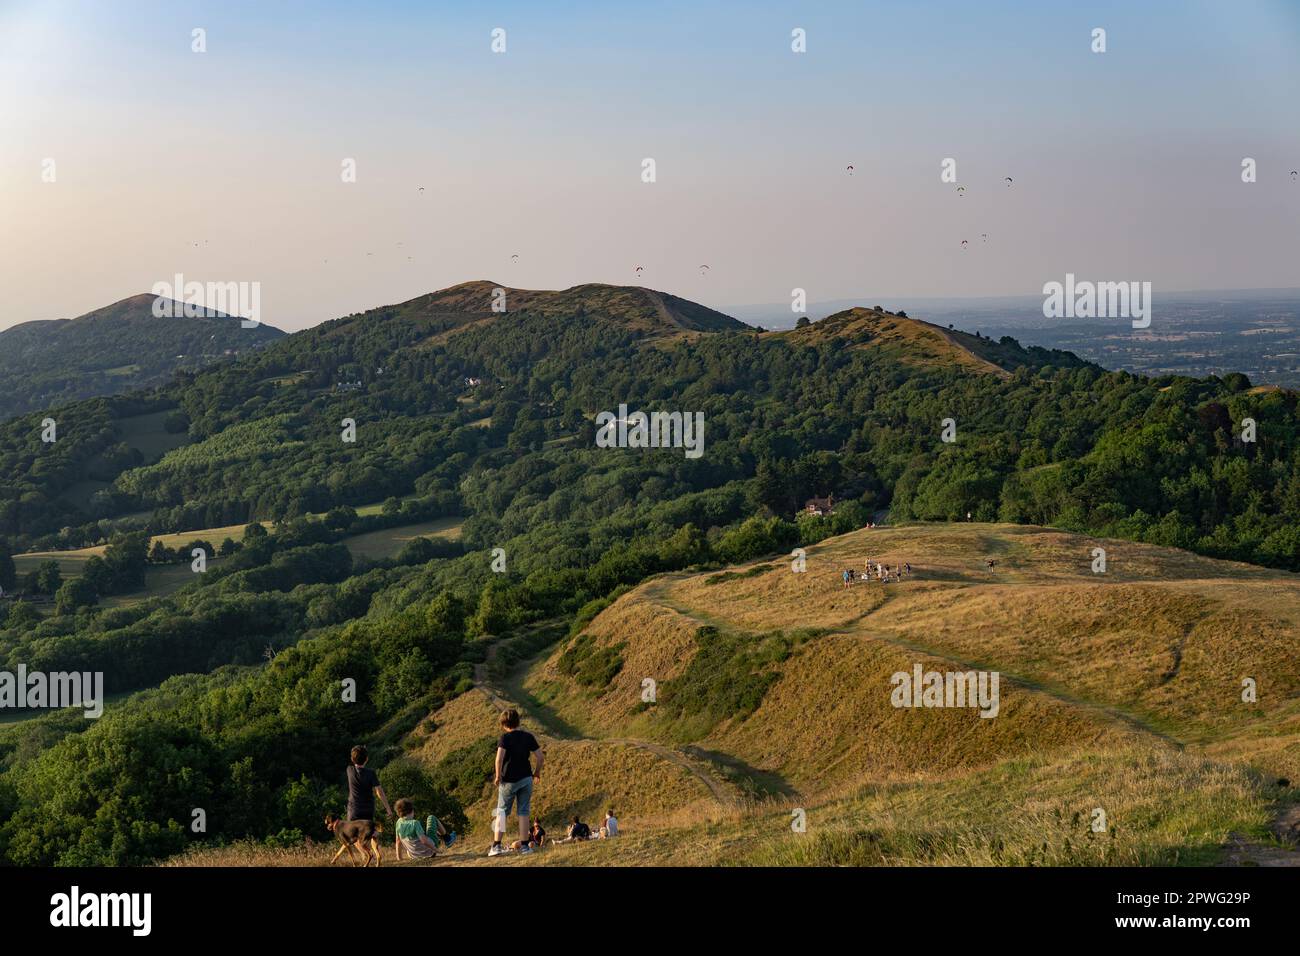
[684,746,799,799]
[507,681,584,741]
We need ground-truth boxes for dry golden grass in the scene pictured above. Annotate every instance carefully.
[517,521,1297,834]
[525,596,700,738]
[407,690,501,764]
[460,738,717,827]
[776,309,1010,378]
[168,522,1298,867]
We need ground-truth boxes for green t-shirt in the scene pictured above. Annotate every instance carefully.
[396,817,426,840]
[396,817,435,857]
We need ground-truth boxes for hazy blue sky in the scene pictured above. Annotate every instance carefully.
[2,0,1298,331]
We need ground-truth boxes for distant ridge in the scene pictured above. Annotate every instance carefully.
[0,294,285,421]
[316,281,748,344]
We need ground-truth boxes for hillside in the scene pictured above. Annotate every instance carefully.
[171,522,1298,867]
[0,294,285,421]
[2,279,1299,868]
[304,280,747,351]
[778,306,1090,377]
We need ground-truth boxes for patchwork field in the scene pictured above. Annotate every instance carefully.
[342,516,464,560]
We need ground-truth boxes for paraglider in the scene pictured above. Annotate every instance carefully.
[981,233,988,243]
[635,265,644,277]
[699,264,709,276]
[956,185,966,197]
[511,254,519,263]
[961,240,968,249]
[1292,170,1298,182]
[1005,177,1013,186]
[418,186,425,194]
[846,164,854,176]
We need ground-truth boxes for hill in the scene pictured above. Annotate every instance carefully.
[170,522,1298,867]
[300,280,748,352]
[2,279,1299,867]
[0,294,285,421]
[778,306,1090,377]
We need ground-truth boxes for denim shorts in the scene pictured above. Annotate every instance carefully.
[496,776,533,818]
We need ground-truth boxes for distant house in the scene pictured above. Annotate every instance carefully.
[335,380,363,392]
[804,495,836,516]
[464,376,482,387]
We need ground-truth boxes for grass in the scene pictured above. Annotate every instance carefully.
[13,513,463,593]
[163,521,1300,868]
[343,516,464,560]
[117,409,190,462]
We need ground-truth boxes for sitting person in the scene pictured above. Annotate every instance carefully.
[600,809,619,839]
[510,819,547,852]
[393,798,455,860]
[560,815,592,842]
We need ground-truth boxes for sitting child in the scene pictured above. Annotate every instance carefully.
[393,798,455,860]
[600,809,619,839]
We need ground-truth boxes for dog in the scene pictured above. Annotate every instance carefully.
[325,813,383,867]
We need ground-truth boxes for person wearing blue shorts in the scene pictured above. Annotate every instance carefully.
[488,708,544,857]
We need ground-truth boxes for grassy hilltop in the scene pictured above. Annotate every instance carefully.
[173,521,1299,868]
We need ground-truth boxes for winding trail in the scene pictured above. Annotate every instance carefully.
[471,642,735,806]
[638,563,1297,865]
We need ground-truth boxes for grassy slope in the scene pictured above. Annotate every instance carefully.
[171,521,1298,867]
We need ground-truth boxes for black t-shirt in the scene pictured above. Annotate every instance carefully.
[497,729,540,783]
[347,764,380,820]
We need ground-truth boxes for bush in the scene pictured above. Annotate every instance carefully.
[383,757,470,836]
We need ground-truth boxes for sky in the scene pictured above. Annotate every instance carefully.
[1,0,1298,332]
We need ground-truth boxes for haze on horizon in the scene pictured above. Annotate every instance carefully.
[2,0,1298,333]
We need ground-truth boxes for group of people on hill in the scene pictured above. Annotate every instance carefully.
[337,707,619,866]
[841,559,912,588]
[339,745,461,862]
[486,707,617,856]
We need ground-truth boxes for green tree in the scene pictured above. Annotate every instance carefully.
[34,560,62,595]
[55,576,98,615]
[0,540,15,592]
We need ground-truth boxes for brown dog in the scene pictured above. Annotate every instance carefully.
[325,813,383,867]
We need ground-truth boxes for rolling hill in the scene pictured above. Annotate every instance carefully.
[0,294,285,421]
[3,279,1299,868]
[172,522,1299,867]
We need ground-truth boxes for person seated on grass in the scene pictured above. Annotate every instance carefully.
[600,809,618,839]
[393,798,455,860]
[508,819,547,852]
[560,815,592,842]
